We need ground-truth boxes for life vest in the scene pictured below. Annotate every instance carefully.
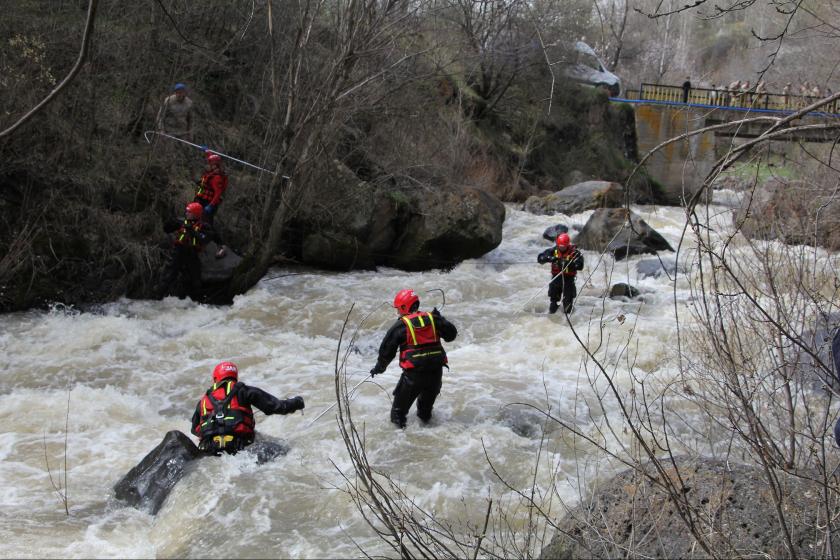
[398,311,447,370]
[195,170,228,205]
[196,381,255,450]
[174,219,205,249]
[551,248,579,277]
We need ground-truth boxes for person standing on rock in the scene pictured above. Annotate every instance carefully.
[156,202,224,300]
[369,289,457,428]
[191,361,305,455]
[156,83,194,141]
[194,151,228,228]
[537,233,584,314]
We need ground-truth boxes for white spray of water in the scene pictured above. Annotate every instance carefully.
[0,203,728,558]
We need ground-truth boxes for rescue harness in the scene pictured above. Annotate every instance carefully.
[198,381,254,452]
[398,311,447,370]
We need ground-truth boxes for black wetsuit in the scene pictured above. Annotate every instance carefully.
[538,247,584,314]
[371,310,457,427]
[158,218,221,300]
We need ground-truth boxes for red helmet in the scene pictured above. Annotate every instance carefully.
[212,361,239,383]
[206,152,222,165]
[393,289,419,315]
[555,233,571,252]
[185,202,203,220]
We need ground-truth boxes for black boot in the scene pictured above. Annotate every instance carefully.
[549,301,559,314]
[390,408,407,429]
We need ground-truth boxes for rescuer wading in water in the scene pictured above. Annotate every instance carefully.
[369,289,457,428]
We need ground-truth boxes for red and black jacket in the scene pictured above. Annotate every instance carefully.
[190,380,301,447]
[372,310,457,374]
[538,247,584,277]
[191,380,255,442]
[195,170,228,207]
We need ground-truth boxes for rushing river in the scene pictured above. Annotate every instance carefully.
[0,203,718,558]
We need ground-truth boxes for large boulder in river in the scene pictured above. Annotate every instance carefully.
[575,208,673,261]
[293,160,505,270]
[114,430,202,514]
[541,457,838,559]
[523,181,624,216]
[389,186,505,270]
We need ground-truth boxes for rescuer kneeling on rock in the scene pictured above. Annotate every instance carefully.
[191,361,305,455]
[369,289,457,428]
[537,233,584,314]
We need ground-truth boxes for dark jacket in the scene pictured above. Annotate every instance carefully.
[190,382,301,437]
[372,309,457,374]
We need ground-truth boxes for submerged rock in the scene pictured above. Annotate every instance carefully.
[636,257,680,279]
[114,431,289,514]
[608,283,639,299]
[114,430,202,515]
[523,181,624,216]
[542,224,569,242]
[541,457,838,559]
[245,436,290,465]
[575,208,673,261]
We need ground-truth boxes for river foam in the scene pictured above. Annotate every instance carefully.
[0,203,718,557]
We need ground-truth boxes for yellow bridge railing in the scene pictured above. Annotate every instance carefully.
[632,83,840,115]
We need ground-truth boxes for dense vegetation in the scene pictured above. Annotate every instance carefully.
[0,0,648,311]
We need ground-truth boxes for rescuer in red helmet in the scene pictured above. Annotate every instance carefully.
[369,289,458,428]
[156,202,223,300]
[191,361,305,455]
[537,232,584,314]
[194,151,229,225]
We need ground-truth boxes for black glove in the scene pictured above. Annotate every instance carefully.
[292,396,305,411]
[432,307,441,317]
[370,366,383,377]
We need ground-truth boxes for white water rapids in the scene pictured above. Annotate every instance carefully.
[0,202,724,558]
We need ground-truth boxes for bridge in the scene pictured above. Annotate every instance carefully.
[613,83,840,201]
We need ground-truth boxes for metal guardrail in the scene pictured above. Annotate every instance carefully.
[635,83,840,115]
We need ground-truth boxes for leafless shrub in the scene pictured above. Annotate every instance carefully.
[42,389,71,516]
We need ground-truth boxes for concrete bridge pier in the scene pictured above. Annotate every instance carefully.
[633,104,715,204]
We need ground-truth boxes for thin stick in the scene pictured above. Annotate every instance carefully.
[63,389,70,515]
[143,130,287,177]
[472,498,493,560]
[305,375,371,429]
[0,0,99,140]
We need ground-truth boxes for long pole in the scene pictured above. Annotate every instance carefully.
[304,375,371,429]
[143,130,288,178]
